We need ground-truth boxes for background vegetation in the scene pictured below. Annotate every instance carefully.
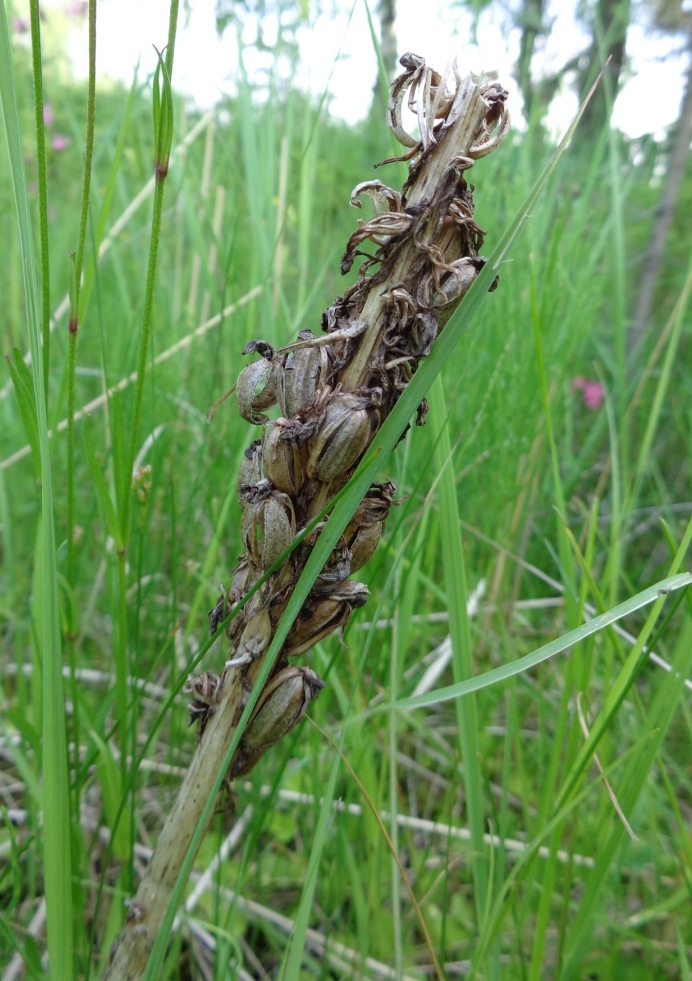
[1,1,691,978]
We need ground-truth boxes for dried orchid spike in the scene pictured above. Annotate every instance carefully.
[105,58,509,979]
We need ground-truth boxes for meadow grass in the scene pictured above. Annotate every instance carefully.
[1,9,691,979]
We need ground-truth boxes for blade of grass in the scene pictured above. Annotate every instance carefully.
[28,0,50,404]
[392,570,692,711]
[0,9,73,979]
[278,755,342,979]
[560,613,692,978]
[429,376,489,934]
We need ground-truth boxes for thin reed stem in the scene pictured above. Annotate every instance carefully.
[29,0,50,405]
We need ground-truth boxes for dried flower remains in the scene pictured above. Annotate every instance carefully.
[189,53,510,780]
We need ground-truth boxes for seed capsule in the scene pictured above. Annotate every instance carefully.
[306,389,382,482]
[343,480,397,572]
[236,357,278,424]
[279,329,330,419]
[230,666,325,777]
[262,422,304,497]
[283,582,368,657]
[283,596,352,657]
[241,484,296,571]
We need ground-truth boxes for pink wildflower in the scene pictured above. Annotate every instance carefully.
[52,134,70,152]
[572,376,605,410]
[43,102,54,126]
[12,17,30,33]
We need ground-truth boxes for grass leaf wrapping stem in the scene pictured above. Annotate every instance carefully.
[0,8,73,978]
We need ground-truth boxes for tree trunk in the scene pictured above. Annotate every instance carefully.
[370,0,398,116]
[630,36,692,353]
[578,0,631,137]
[514,0,548,121]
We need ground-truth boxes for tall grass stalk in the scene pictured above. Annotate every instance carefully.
[64,0,96,791]
[28,0,49,404]
[0,9,73,979]
[429,377,490,939]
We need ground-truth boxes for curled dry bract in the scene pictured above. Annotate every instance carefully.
[236,357,278,425]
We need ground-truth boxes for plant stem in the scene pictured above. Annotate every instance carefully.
[66,0,97,784]
[29,0,50,406]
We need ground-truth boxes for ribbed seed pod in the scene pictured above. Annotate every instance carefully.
[306,390,382,482]
[262,422,304,497]
[230,666,325,777]
[283,597,353,657]
[343,480,397,572]
[236,357,279,424]
[283,582,368,657]
[280,330,330,418]
[241,484,296,571]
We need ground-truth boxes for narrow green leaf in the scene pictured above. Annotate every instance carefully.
[89,730,131,862]
[279,756,341,978]
[83,421,122,550]
[393,572,692,712]
[429,376,488,926]
[5,349,41,482]
[0,9,73,978]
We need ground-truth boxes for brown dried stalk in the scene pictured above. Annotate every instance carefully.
[104,54,509,979]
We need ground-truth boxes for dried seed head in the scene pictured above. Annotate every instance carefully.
[230,666,325,777]
[280,329,329,419]
[306,389,382,482]
[236,357,278,425]
[283,596,354,657]
[344,480,398,572]
[241,485,296,570]
[262,422,304,497]
[345,521,382,574]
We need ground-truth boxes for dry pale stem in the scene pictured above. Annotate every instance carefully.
[104,55,508,980]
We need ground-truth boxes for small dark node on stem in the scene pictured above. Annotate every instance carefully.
[155,161,169,179]
[68,316,78,334]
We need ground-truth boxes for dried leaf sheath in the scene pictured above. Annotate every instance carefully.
[104,55,509,980]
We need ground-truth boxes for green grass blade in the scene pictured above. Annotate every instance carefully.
[394,571,692,711]
[278,756,341,978]
[5,348,41,481]
[429,376,489,927]
[0,9,74,978]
